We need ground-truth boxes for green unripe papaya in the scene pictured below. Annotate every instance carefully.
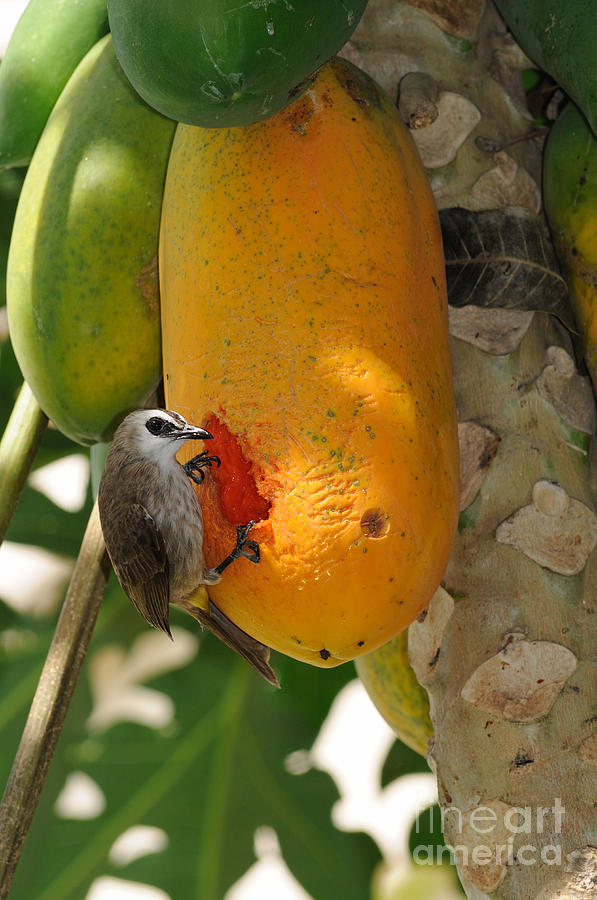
[108,0,368,127]
[544,101,597,390]
[7,35,175,445]
[0,0,109,169]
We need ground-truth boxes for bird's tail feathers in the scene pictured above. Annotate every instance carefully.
[179,594,280,688]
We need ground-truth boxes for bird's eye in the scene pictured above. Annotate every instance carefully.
[146,416,165,435]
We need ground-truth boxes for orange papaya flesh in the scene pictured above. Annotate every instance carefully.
[160,57,459,668]
[206,414,272,525]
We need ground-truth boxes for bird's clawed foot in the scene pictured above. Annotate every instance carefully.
[183,450,221,485]
[215,521,260,575]
[235,521,260,564]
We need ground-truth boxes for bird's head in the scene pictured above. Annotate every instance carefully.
[112,409,213,464]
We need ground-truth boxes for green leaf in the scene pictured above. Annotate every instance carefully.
[0,329,22,425]
[5,592,379,900]
[409,804,446,856]
[406,805,465,894]
[0,167,25,307]
[0,333,81,468]
[5,482,92,557]
[0,329,92,555]
[381,737,430,788]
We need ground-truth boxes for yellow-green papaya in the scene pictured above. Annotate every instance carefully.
[356,631,433,757]
[544,101,597,389]
[7,35,175,445]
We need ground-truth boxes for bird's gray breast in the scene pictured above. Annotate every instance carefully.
[151,464,208,598]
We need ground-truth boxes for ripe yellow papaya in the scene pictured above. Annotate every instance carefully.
[7,35,175,445]
[160,57,459,667]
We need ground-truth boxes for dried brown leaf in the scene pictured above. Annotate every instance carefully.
[440,206,574,331]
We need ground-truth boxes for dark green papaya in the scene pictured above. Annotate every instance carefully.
[108,0,368,127]
[0,0,109,169]
[494,0,597,138]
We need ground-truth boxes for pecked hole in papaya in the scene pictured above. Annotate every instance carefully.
[205,415,271,526]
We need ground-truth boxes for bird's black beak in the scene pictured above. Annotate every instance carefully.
[177,424,213,441]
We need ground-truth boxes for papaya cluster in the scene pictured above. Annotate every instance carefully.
[3,0,459,676]
[3,0,370,445]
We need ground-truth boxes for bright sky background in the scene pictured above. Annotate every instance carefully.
[0,1,26,56]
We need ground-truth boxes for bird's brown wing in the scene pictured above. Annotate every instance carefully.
[103,502,171,636]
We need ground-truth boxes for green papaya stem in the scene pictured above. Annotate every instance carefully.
[89,441,109,499]
[0,501,110,899]
[0,382,48,545]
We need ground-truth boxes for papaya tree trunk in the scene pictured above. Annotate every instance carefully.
[348,2,597,897]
